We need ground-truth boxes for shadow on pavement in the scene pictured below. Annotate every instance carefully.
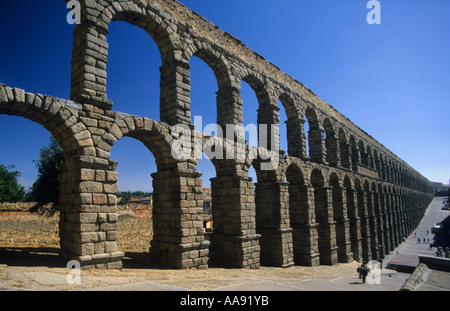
[0,246,63,268]
[0,247,165,270]
[431,214,450,249]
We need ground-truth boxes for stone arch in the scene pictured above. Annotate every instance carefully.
[383,183,394,251]
[392,162,397,184]
[304,107,325,164]
[323,118,339,167]
[0,87,94,155]
[373,150,380,176]
[70,1,188,124]
[366,145,373,168]
[386,184,398,245]
[286,162,307,224]
[377,182,389,256]
[369,181,381,259]
[386,158,392,182]
[206,135,255,179]
[249,155,293,267]
[362,179,376,259]
[285,162,311,265]
[286,162,305,184]
[349,135,359,171]
[399,165,404,186]
[0,87,131,267]
[311,168,337,265]
[97,2,179,56]
[251,158,279,183]
[329,172,352,263]
[190,45,234,89]
[395,163,401,185]
[379,153,386,180]
[344,174,361,261]
[355,177,371,261]
[392,186,403,242]
[358,140,368,166]
[338,128,350,169]
[329,171,340,188]
[311,167,325,187]
[93,115,208,268]
[239,72,277,151]
[99,116,182,172]
[277,91,303,158]
[202,139,260,268]
[241,72,271,109]
[278,93,300,124]
[187,43,238,129]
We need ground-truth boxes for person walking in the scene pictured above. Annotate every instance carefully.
[359,261,369,284]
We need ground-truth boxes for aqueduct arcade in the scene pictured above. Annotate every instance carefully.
[0,0,434,269]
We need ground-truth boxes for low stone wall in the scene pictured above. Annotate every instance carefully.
[419,255,450,272]
[0,202,38,211]
[400,263,429,291]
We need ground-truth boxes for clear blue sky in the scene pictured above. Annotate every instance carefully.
[0,0,449,192]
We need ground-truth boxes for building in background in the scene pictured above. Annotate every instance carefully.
[433,182,450,196]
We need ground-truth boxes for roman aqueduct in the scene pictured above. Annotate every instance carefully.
[0,0,434,269]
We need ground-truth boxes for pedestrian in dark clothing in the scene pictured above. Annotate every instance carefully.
[359,261,369,284]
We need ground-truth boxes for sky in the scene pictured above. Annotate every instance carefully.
[0,0,449,192]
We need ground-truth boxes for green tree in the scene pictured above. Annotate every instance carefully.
[0,164,26,202]
[29,136,65,205]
